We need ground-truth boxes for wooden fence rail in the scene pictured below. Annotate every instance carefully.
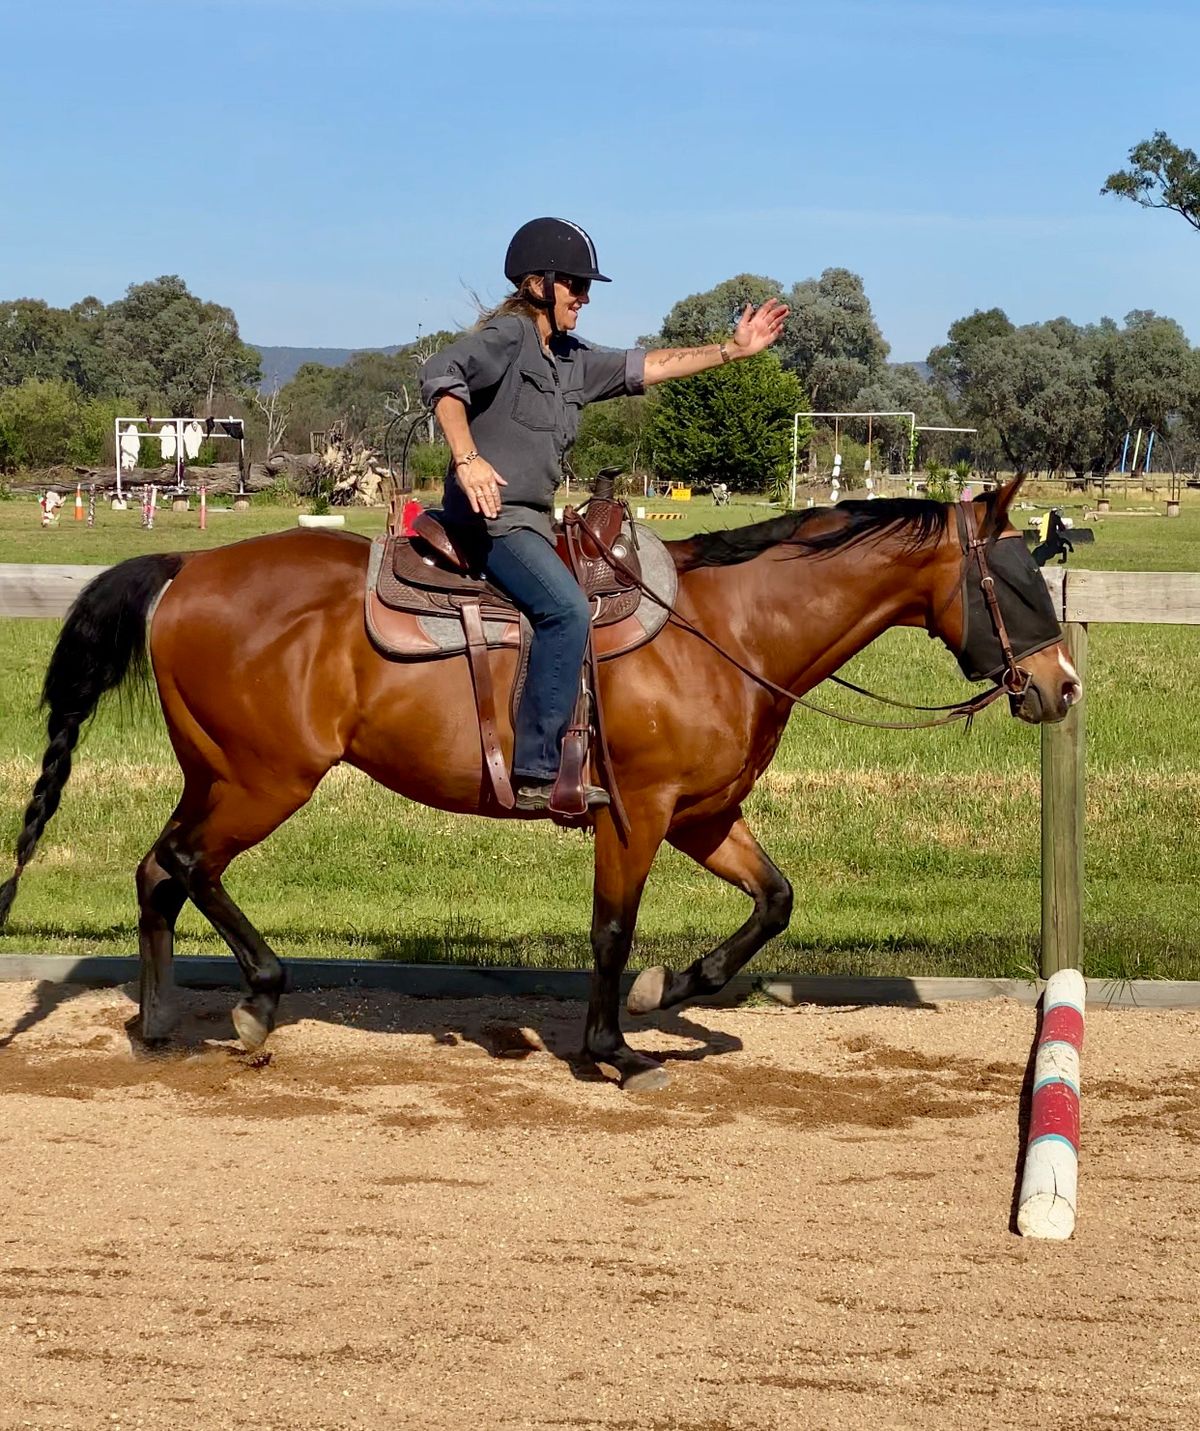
[1041,567,1200,975]
[3,563,1200,979]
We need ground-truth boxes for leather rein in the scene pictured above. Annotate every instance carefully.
[562,500,1033,733]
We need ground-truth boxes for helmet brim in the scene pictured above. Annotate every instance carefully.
[508,268,612,284]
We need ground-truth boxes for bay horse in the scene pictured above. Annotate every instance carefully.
[0,478,1079,1091]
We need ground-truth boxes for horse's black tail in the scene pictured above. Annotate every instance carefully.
[0,552,185,928]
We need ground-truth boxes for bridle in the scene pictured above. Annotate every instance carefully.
[947,500,1032,699]
[562,497,1055,732]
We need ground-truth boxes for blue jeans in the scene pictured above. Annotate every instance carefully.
[482,528,591,782]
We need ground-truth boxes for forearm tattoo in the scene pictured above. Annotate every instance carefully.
[652,345,718,367]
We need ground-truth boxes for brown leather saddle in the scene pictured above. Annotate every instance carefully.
[366,477,671,830]
[379,500,643,629]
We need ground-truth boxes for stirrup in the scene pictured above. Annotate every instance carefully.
[514,780,610,813]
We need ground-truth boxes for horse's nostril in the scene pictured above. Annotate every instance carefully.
[1062,681,1082,708]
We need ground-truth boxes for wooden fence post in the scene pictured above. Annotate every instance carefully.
[1040,621,1088,977]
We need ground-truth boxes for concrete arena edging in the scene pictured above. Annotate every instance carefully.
[0,955,1195,1009]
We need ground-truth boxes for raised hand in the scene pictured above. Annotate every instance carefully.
[730,298,790,357]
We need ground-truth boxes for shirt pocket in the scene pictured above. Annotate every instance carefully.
[512,366,559,432]
[561,386,585,445]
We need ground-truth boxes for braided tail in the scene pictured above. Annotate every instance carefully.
[0,552,185,927]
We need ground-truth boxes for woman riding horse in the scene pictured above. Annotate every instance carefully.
[419,217,788,812]
[0,471,1080,1089]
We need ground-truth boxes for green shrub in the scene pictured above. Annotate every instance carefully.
[407,440,451,484]
[923,460,964,503]
[253,476,303,507]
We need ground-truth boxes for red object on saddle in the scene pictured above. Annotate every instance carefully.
[400,499,424,536]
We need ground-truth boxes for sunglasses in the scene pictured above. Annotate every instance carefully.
[556,275,592,297]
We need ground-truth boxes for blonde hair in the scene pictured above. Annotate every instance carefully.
[473,274,549,330]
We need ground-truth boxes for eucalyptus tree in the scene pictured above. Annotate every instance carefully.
[99,275,261,415]
[1103,131,1200,231]
[646,273,784,348]
[777,267,890,410]
[0,299,80,387]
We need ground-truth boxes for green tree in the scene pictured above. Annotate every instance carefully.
[328,349,421,445]
[646,354,806,493]
[571,395,652,483]
[852,364,951,471]
[955,323,1105,477]
[279,361,341,452]
[927,308,1015,400]
[98,275,261,414]
[1095,310,1198,436]
[0,300,77,387]
[1102,132,1200,231]
[644,274,784,347]
[0,378,116,468]
[777,267,890,410]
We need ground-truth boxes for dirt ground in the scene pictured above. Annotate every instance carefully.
[0,982,1198,1430]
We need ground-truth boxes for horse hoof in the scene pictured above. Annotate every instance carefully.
[232,998,274,1052]
[627,966,670,1016]
[622,1062,671,1094]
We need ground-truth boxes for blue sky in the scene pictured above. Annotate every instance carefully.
[2,0,1197,361]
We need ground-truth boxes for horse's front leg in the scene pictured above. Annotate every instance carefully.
[584,807,672,1093]
[627,809,792,1016]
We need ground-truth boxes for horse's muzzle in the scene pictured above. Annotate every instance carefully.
[1010,671,1083,724]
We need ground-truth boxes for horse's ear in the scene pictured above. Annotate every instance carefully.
[981,476,1025,537]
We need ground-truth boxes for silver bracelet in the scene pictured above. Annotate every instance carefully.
[718,342,732,364]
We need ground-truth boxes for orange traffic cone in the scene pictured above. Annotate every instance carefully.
[74,484,84,521]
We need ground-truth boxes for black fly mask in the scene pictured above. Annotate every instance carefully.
[952,502,1063,687]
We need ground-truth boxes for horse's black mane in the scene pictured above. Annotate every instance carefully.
[675,497,952,571]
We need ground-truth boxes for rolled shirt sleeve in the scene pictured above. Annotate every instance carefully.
[418,317,525,407]
[573,342,647,404]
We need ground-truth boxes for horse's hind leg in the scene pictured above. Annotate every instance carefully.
[136,820,187,1042]
[157,778,317,1051]
[628,811,792,1015]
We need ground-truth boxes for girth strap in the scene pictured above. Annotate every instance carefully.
[460,600,515,809]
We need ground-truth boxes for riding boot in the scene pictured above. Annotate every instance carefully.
[513,779,610,813]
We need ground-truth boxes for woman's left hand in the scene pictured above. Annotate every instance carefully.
[729,298,790,357]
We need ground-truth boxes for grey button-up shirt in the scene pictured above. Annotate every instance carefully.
[419,314,646,540]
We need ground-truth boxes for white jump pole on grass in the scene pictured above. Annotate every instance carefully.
[1017,967,1085,1240]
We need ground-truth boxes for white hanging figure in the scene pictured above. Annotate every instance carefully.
[158,423,177,461]
[830,475,841,505]
[183,421,204,460]
[119,424,141,471]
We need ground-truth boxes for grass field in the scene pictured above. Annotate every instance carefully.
[0,484,1197,979]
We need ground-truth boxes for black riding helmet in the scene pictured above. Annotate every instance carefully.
[504,218,610,334]
[504,217,611,285]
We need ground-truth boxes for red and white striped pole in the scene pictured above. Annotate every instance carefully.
[1017,967,1085,1240]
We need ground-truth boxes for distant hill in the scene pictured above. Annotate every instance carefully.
[251,344,407,389]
